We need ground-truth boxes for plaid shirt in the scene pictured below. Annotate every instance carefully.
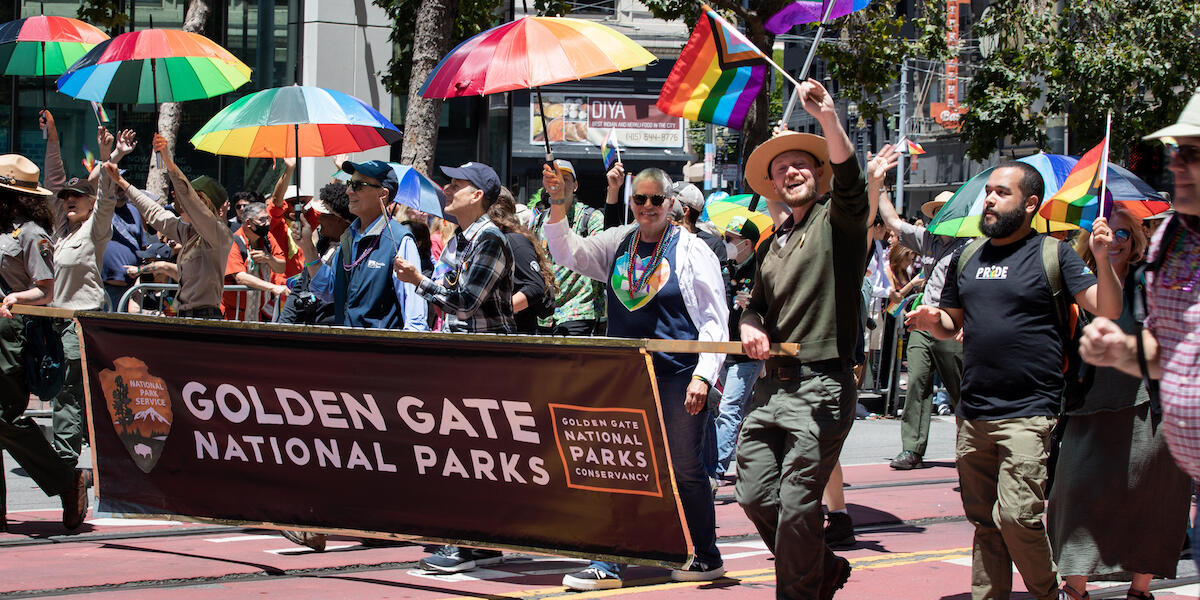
[418,215,514,334]
[1146,214,1200,478]
[531,200,606,326]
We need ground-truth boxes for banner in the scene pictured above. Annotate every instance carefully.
[531,94,686,149]
[78,314,693,567]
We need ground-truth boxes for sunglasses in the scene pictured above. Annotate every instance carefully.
[632,194,667,206]
[1113,228,1132,243]
[347,180,383,192]
[1166,143,1200,165]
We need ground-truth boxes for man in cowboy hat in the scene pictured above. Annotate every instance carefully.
[736,78,868,599]
[867,146,968,471]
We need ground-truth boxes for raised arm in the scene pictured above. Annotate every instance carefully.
[270,157,295,209]
[153,134,232,248]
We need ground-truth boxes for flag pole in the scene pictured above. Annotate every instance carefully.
[779,0,840,130]
[1098,111,1112,221]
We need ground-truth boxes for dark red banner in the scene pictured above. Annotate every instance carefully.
[77,313,693,567]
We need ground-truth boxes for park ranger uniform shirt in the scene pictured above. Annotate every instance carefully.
[0,220,55,295]
[51,175,117,310]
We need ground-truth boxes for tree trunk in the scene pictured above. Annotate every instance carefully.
[145,0,212,200]
[400,0,459,176]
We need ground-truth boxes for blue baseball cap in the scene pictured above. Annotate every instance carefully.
[342,160,398,201]
[440,162,500,203]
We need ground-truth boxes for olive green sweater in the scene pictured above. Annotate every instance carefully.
[741,157,869,363]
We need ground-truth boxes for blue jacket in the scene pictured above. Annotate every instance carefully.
[312,216,426,330]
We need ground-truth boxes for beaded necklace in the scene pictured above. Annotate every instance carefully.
[341,225,384,272]
[1160,224,1200,292]
[626,225,674,294]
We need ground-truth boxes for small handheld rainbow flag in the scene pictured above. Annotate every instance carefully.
[81,146,96,173]
[1038,122,1112,231]
[600,129,621,170]
[656,5,768,130]
[898,138,926,155]
[89,101,110,125]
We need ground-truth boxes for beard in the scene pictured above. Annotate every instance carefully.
[979,204,1027,238]
[778,179,819,209]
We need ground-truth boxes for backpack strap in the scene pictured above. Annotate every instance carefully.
[1040,235,1069,336]
[1130,214,1182,408]
[953,236,989,280]
[234,233,249,263]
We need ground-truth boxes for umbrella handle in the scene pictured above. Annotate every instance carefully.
[535,87,553,162]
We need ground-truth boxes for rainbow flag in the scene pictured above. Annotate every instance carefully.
[898,138,926,155]
[766,0,873,34]
[89,101,109,124]
[656,5,767,130]
[600,129,620,170]
[1037,135,1111,231]
[81,146,96,173]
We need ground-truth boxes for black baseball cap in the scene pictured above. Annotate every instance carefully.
[58,176,93,198]
[342,160,399,201]
[440,162,500,203]
[136,241,174,261]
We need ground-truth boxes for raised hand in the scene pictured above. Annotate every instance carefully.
[797,78,836,119]
[542,163,565,202]
[152,133,175,167]
[867,144,899,188]
[113,129,137,160]
[40,110,56,138]
[1089,216,1113,263]
[97,126,114,160]
[606,162,625,190]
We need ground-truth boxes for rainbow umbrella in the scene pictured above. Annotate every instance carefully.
[389,163,448,220]
[56,28,250,104]
[190,85,400,158]
[419,16,654,159]
[928,153,1078,237]
[0,15,108,108]
[703,194,774,239]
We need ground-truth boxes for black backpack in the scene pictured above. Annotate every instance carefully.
[23,316,65,400]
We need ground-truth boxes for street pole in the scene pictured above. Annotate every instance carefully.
[896,57,907,214]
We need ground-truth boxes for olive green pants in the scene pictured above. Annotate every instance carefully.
[956,416,1059,600]
[900,330,962,456]
[735,369,856,599]
[0,316,74,497]
[51,320,84,467]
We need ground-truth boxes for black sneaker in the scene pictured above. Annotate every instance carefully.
[563,566,623,590]
[418,545,503,573]
[671,560,726,582]
[889,450,924,470]
[824,512,856,547]
[819,556,852,600]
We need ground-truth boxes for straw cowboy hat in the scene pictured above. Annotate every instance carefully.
[0,154,53,196]
[921,190,955,220]
[744,132,832,202]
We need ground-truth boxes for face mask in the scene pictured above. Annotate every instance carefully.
[724,240,739,259]
[250,223,270,238]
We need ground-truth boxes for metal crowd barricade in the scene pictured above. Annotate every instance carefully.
[865,293,922,416]
[117,282,283,322]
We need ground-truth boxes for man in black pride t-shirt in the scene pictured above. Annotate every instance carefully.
[906,161,1122,600]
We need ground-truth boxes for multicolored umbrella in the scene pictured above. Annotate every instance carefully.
[703,194,774,239]
[419,16,654,158]
[56,28,251,104]
[389,163,448,220]
[928,153,1078,237]
[190,85,401,158]
[0,16,108,76]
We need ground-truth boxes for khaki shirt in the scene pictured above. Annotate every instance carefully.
[126,170,233,311]
[51,172,117,310]
[0,220,55,295]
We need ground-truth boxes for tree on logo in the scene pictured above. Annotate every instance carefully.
[112,375,134,430]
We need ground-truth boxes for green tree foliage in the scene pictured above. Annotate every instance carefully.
[372,0,503,99]
[819,2,950,123]
[76,0,130,32]
[960,0,1200,160]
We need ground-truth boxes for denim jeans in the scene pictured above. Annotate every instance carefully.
[592,373,721,576]
[714,359,762,477]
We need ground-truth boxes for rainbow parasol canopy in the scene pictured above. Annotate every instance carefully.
[190,85,401,158]
[0,15,109,76]
[928,153,1078,237]
[56,28,251,104]
[419,17,655,98]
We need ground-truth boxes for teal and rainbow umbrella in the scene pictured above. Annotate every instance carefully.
[928,153,1078,237]
[56,28,250,104]
[190,85,401,158]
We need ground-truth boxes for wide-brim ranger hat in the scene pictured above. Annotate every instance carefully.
[1144,91,1200,140]
[921,190,955,220]
[0,155,53,196]
[744,132,832,202]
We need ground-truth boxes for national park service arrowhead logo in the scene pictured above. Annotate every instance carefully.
[99,357,172,473]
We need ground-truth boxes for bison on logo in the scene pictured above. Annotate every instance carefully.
[99,357,172,473]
